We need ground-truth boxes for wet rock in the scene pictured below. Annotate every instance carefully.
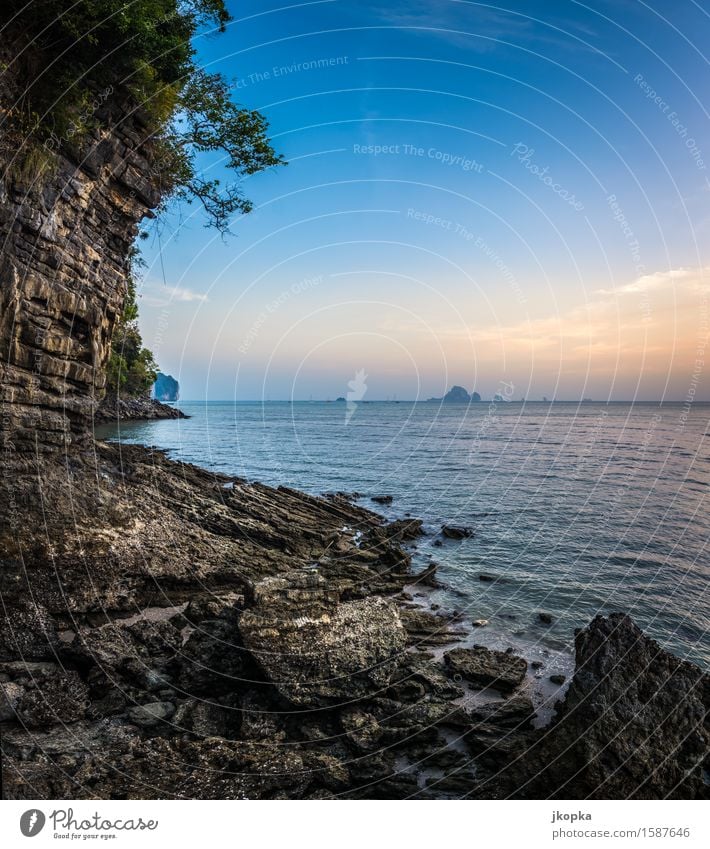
[467,693,535,729]
[538,612,554,624]
[549,674,566,685]
[443,646,527,692]
[391,653,464,702]
[371,495,393,505]
[472,619,489,627]
[127,701,175,728]
[324,490,363,504]
[382,518,424,541]
[399,608,464,647]
[441,525,474,539]
[424,771,475,796]
[383,697,468,735]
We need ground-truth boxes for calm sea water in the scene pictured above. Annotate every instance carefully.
[97,401,710,668]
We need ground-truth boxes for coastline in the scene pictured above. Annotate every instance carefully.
[1,440,707,799]
[93,397,188,424]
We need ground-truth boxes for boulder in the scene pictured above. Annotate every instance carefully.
[0,682,23,721]
[2,663,89,727]
[399,608,465,647]
[127,701,175,728]
[441,525,474,539]
[178,617,249,696]
[444,646,527,692]
[503,614,710,799]
[340,707,382,752]
[467,693,535,729]
[371,495,393,505]
[239,574,406,707]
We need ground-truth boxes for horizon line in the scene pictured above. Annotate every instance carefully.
[169,398,710,405]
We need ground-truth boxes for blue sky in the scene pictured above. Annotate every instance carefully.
[136,0,710,401]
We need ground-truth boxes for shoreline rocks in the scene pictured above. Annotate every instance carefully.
[239,573,407,707]
[443,646,528,692]
[495,614,709,800]
[441,524,474,539]
[94,396,188,423]
[0,443,707,800]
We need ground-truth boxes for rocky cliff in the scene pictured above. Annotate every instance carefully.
[0,59,159,454]
[153,372,179,402]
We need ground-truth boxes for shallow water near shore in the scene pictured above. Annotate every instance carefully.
[96,400,710,670]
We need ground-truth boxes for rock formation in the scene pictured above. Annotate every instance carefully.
[0,445,707,800]
[443,385,470,402]
[153,372,179,402]
[495,614,709,799]
[0,52,159,454]
[94,396,186,423]
[428,386,482,402]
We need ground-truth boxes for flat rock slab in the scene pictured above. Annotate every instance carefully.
[239,594,406,707]
[443,645,527,692]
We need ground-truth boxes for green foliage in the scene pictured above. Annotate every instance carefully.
[105,279,158,399]
[2,0,283,231]
[1,1,286,396]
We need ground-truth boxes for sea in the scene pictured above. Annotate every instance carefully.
[96,400,710,672]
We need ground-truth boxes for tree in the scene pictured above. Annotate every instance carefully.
[1,1,285,397]
[105,277,158,399]
[1,0,284,232]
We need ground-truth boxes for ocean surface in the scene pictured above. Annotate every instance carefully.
[96,401,710,670]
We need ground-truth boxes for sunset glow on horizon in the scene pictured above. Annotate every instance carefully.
[135,0,710,403]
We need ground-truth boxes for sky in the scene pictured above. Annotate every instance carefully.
[136,0,710,401]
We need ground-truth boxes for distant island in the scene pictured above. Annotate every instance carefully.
[153,372,180,402]
[428,385,482,402]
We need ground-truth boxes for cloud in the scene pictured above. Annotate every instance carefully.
[456,266,709,396]
[140,282,209,307]
[360,266,709,398]
[362,0,602,56]
[594,266,709,297]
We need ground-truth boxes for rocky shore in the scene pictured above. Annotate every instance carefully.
[94,396,187,424]
[1,443,707,800]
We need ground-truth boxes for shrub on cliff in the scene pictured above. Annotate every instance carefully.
[1,0,283,231]
[105,278,158,399]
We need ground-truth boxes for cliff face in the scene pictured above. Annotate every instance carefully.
[0,72,159,453]
[153,372,180,402]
